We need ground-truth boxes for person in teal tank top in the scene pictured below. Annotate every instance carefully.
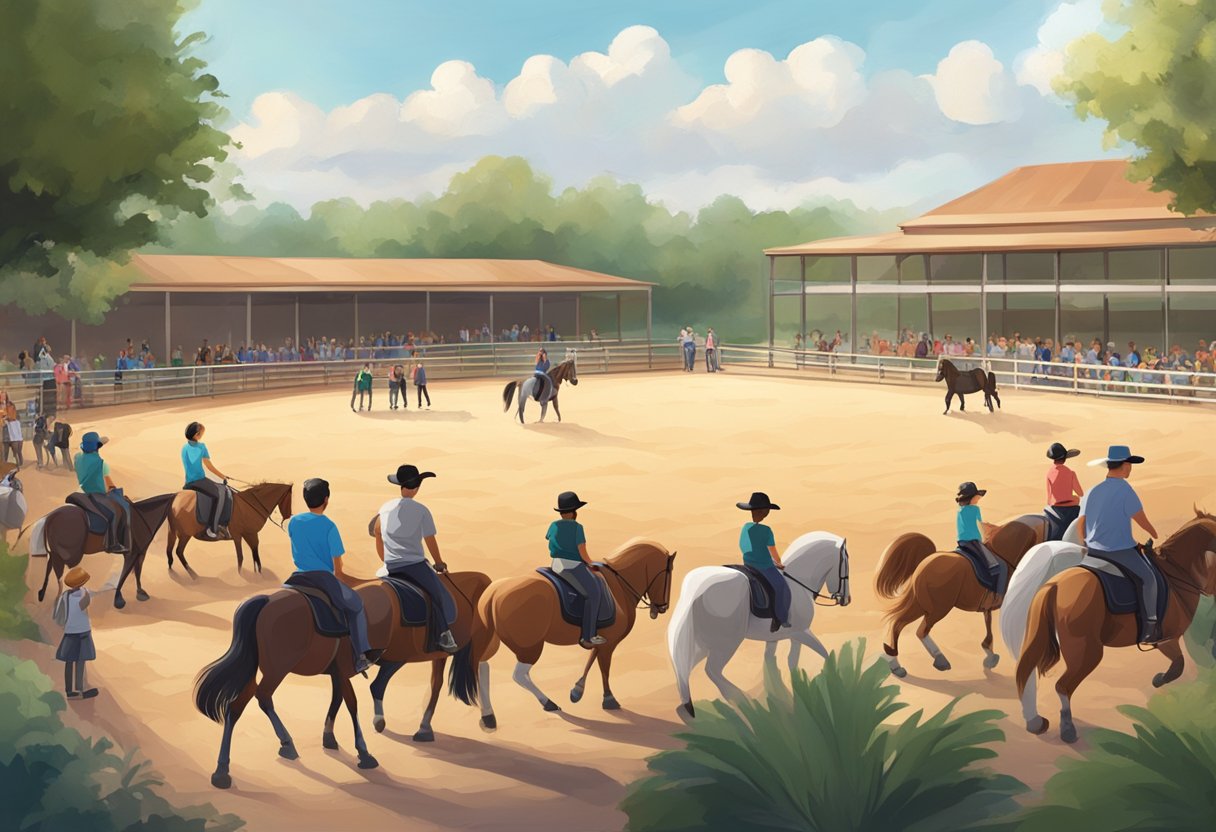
[737,491,791,631]
[182,422,231,540]
[546,491,609,648]
[955,482,1007,596]
[72,432,129,553]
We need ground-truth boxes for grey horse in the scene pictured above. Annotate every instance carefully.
[0,470,26,546]
[502,351,579,424]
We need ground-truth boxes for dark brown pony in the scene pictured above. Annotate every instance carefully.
[165,482,293,575]
[1016,510,1216,744]
[876,515,1046,677]
[502,356,579,423]
[936,358,1000,414]
[194,571,493,789]
[36,494,176,609]
[475,539,674,717]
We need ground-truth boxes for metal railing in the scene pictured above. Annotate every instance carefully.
[719,344,1216,405]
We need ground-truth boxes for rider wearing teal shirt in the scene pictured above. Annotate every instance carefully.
[957,503,983,542]
[955,482,1006,596]
[737,492,790,631]
[182,422,230,540]
[546,491,608,648]
[73,432,129,553]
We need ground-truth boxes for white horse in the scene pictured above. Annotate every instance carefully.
[0,470,27,546]
[667,531,851,721]
[1000,517,1087,732]
[501,349,578,424]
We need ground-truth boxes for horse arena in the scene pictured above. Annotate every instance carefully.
[15,370,1216,832]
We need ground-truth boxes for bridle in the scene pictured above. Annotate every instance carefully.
[783,539,850,607]
[598,551,676,615]
[233,482,289,533]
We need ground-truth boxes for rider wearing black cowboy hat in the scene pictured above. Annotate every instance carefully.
[737,492,790,631]
[956,482,1008,597]
[1044,442,1084,541]
[546,491,610,648]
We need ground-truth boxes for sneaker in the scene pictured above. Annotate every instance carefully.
[80,688,99,699]
[580,635,607,648]
[437,631,459,654]
[204,529,218,540]
[67,691,81,699]
[1141,621,1164,644]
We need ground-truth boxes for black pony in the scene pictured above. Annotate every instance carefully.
[935,359,1001,414]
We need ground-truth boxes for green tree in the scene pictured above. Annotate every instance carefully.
[619,641,1024,832]
[0,0,236,316]
[1057,0,1216,214]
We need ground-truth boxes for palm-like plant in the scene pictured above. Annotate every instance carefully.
[620,640,1024,832]
[1183,596,1215,668]
[1017,669,1216,832]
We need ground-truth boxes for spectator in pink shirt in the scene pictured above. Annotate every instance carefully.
[54,355,75,410]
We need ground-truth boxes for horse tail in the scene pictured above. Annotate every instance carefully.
[502,381,518,412]
[984,369,999,396]
[1015,582,1060,696]
[194,594,268,723]
[875,532,936,599]
[446,641,479,706]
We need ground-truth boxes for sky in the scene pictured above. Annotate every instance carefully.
[182,0,1117,213]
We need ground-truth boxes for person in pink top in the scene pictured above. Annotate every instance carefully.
[54,355,75,410]
[1044,442,1084,541]
[704,327,720,373]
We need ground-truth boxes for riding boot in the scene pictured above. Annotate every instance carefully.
[1141,619,1164,644]
[437,630,458,653]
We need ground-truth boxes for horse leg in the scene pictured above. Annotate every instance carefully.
[38,549,56,602]
[368,659,406,734]
[250,533,262,573]
[704,642,747,703]
[176,535,198,579]
[1054,630,1103,744]
[883,602,921,678]
[539,399,548,423]
[551,396,562,423]
[113,550,138,609]
[165,526,177,569]
[958,393,966,412]
[981,609,999,669]
[517,396,526,424]
[791,629,830,668]
[511,644,559,711]
[412,658,447,742]
[763,640,779,666]
[324,672,343,749]
[570,648,597,703]
[943,392,953,415]
[596,645,620,710]
[478,660,496,731]
[255,667,299,760]
[339,673,378,769]
[916,608,953,671]
[211,680,255,789]
[134,549,149,602]
[1152,638,1185,688]
[233,536,245,573]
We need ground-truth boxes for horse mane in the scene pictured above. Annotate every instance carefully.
[1159,507,1216,558]
[604,537,670,566]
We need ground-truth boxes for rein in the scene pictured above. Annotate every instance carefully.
[783,539,850,606]
[598,551,676,613]
[233,483,289,533]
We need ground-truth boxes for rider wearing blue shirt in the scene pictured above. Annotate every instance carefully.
[738,492,790,631]
[1079,445,1161,643]
[182,422,231,540]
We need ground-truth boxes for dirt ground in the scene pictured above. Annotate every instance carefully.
[11,371,1216,832]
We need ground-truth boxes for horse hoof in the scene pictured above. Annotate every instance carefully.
[542,699,561,712]
[480,714,497,732]
[412,729,435,743]
[602,695,621,711]
[1060,722,1078,744]
[372,716,385,733]
[1152,672,1173,688]
[889,666,907,678]
[983,653,1000,670]
[1027,716,1049,735]
[570,683,585,704]
[37,589,46,602]
[357,754,379,770]
[211,771,232,789]
[113,596,126,610]
[136,589,150,602]
[186,569,198,581]
[322,732,339,750]
[278,742,299,760]
[933,655,952,672]
[677,703,695,722]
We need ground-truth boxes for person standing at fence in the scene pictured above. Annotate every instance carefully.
[2,397,22,468]
[705,328,719,372]
[32,412,48,469]
[194,339,211,366]
[54,355,73,410]
[351,363,373,412]
[414,360,431,409]
[388,364,405,410]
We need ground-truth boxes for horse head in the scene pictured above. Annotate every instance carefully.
[559,353,578,386]
[606,538,675,618]
[1160,508,1216,595]
[785,532,851,606]
[276,483,294,521]
[935,358,949,382]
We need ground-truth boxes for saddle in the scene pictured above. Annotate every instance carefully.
[381,574,454,652]
[953,541,1006,598]
[65,492,128,547]
[723,564,779,623]
[283,572,349,638]
[536,567,615,629]
[532,373,552,402]
[187,483,235,530]
[1078,552,1169,628]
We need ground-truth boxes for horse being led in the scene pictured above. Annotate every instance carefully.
[502,351,579,424]
[936,358,1000,414]
[875,515,1046,676]
[667,532,850,721]
[165,482,292,576]
[1013,510,1216,743]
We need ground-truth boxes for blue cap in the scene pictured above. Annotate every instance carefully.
[80,431,106,453]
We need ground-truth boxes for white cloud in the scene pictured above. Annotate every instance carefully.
[1015,0,1105,95]
[925,41,1021,125]
[228,24,1114,214]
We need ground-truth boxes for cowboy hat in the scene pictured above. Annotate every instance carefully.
[79,432,108,452]
[388,464,435,488]
[554,491,587,513]
[1046,442,1080,461]
[957,482,987,500]
[64,566,90,589]
[1088,445,1145,467]
[737,492,780,511]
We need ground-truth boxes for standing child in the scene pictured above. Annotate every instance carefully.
[414,360,430,409]
[351,363,373,411]
[32,412,48,469]
[55,566,99,699]
[737,492,790,631]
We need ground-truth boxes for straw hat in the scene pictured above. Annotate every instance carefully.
[64,566,90,589]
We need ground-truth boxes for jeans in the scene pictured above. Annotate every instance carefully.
[87,492,130,553]
[683,343,695,371]
[705,348,717,372]
[351,388,371,410]
[1091,547,1160,625]
[958,540,1008,596]
[186,478,229,534]
[417,384,430,407]
[388,561,456,631]
[298,571,372,659]
[553,560,609,641]
[388,383,400,409]
[1044,504,1080,542]
[756,565,792,626]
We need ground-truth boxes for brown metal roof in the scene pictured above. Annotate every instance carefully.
[129,254,652,293]
[766,160,1216,256]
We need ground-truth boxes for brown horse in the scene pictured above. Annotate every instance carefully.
[165,482,293,575]
[360,570,497,740]
[936,358,1000,414]
[476,538,675,716]
[502,355,579,423]
[876,515,1046,676]
[35,493,176,609]
[1015,510,1216,744]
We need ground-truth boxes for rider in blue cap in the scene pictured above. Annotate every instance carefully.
[73,432,130,553]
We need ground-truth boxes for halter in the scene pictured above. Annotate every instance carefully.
[783,538,850,606]
[598,551,676,613]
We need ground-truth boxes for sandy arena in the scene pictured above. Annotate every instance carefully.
[13,371,1216,832]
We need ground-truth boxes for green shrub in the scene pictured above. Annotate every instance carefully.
[1184,596,1216,669]
[620,640,1024,832]
[0,541,39,640]
[0,652,243,832]
[1017,668,1216,832]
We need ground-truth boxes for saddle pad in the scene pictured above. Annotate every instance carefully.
[953,544,1004,594]
[190,484,235,528]
[28,515,48,557]
[536,567,616,629]
[65,493,109,536]
[283,573,349,638]
[723,564,776,620]
[1078,555,1169,620]
[380,576,430,627]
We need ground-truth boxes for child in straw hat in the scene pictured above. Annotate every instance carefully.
[54,566,99,699]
